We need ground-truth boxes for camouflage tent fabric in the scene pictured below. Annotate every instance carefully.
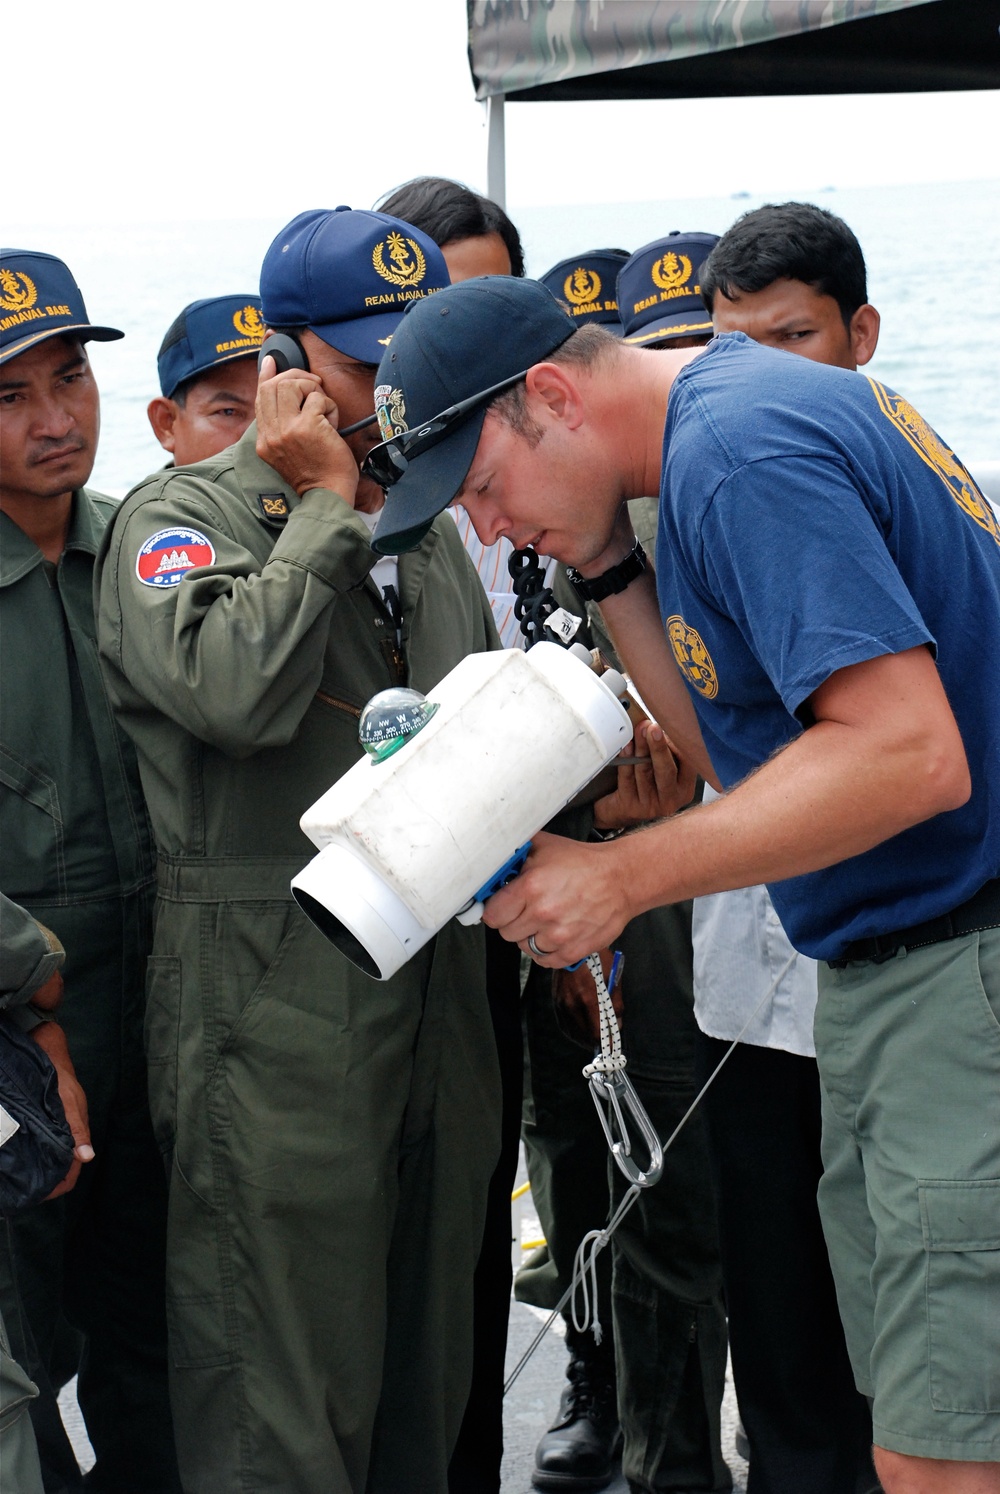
[468,0,938,99]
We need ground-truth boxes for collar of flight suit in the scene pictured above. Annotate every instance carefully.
[225,421,447,611]
[231,422,310,529]
[0,488,109,588]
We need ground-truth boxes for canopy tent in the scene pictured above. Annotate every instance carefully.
[468,0,1000,201]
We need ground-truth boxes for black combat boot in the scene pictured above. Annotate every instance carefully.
[532,1330,622,1491]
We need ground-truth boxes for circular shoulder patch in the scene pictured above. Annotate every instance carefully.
[135,527,216,588]
[665,615,719,699]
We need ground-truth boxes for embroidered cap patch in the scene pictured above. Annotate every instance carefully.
[136,527,216,588]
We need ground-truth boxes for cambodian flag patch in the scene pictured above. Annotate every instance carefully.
[135,527,216,588]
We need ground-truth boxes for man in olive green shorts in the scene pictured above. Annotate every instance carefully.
[364,273,1000,1492]
[96,208,502,1494]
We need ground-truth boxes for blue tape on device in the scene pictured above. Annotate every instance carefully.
[472,842,533,905]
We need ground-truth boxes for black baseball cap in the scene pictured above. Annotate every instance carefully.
[369,277,575,555]
[259,206,449,364]
[618,232,719,345]
[157,295,264,397]
[539,249,628,332]
[0,249,123,365]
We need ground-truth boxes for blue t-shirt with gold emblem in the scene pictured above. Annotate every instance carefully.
[655,331,1000,961]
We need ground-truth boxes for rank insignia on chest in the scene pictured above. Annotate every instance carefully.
[257,492,290,521]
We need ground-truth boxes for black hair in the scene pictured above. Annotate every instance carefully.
[700,202,868,330]
[377,176,525,278]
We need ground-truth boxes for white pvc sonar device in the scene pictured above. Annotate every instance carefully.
[291,642,633,980]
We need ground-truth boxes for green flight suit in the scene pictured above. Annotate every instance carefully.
[0,493,178,1492]
[95,426,503,1494]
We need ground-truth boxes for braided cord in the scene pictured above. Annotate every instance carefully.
[581,952,625,1077]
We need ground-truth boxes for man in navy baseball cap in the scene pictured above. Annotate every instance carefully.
[1,249,179,1487]
[148,294,264,466]
[618,232,718,347]
[93,206,506,1490]
[0,248,122,524]
[539,248,628,332]
[0,248,122,364]
[369,276,575,555]
[260,205,448,363]
[253,205,452,516]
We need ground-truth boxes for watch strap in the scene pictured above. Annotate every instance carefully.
[566,540,647,604]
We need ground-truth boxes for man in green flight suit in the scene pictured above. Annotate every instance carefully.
[0,249,179,1491]
[95,207,503,1494]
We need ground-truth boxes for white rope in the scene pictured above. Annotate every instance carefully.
[570,1227,608,1344]
[581,951,625,1076]
[568,1179,638,1346]
[504,948,798,1396]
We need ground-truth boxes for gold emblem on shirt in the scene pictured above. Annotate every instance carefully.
[868,380,999,546]
[232,304,264,341]
[258,493,289,519]
[666,616,718,699]
[563,268,602,306]
[652,253,692,293]
[0,269,37,312]
[372,232,427,289]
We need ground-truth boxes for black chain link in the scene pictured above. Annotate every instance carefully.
[508,548,561,650]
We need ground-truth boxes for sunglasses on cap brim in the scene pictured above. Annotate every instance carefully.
[361,368,529,489]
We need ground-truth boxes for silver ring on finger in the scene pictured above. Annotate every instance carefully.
[527,934,550,959]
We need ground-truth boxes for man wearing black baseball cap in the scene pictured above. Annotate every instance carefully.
[369,277,576,554]
[148,294,264,466]
[690,204,883,1494]
[0,249,178,1488]
[368,274,1000,1494]
[95,208,502,1494]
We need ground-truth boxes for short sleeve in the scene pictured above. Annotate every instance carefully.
[700,454,934,715]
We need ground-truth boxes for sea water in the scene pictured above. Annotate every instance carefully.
[5,178,998,496]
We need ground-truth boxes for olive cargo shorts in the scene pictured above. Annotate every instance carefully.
[815,926,1000,1461]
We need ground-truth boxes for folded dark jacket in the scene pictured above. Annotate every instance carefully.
[0,1017,74,1214]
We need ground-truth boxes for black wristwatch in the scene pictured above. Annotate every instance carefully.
[566,540,647,604]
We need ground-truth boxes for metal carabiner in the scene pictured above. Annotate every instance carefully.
[587,1065,664,1189]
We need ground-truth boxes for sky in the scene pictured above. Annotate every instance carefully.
[6,0,998,227]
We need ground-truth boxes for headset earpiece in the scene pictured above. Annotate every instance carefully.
[258,332,308,375]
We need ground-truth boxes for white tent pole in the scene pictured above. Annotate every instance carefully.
[486,94,506,207]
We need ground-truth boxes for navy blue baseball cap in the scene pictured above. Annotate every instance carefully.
[157,295,264,398]
[369,277,575,555]
[259,206,449,364]
[0,249,123,365]
[539,249,628,333]
[618,232,719,345]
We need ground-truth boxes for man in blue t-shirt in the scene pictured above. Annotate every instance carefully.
[364,275,1000,1494]
[681,200,885,1494]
